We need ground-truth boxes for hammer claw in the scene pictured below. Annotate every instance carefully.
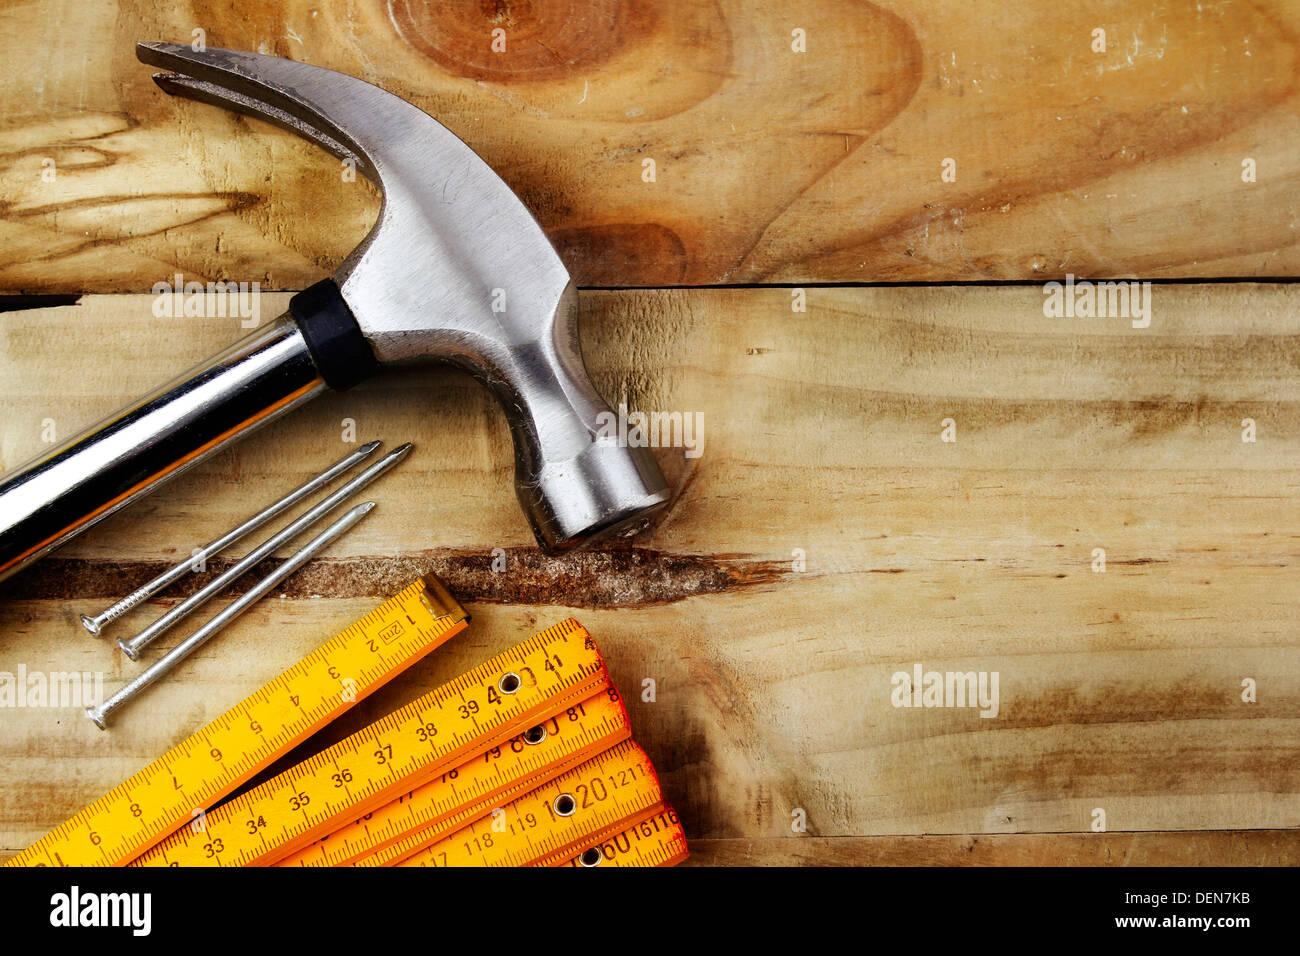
[0,43,671,582]
[148,72,358,165]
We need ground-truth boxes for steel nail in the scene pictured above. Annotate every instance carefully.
[87,501,377,729]
[117,442,411,660]
[81,441,382,636]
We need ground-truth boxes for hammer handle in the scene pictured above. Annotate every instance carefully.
[0,316,326,583]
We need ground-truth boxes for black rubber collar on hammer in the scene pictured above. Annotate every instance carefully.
[289,279,379,391]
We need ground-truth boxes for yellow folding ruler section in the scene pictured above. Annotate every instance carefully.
[561,807,689,868]
[7,576,468,868]
[133,619,608,867]
[283,686,633,867]
[395,740,664,868]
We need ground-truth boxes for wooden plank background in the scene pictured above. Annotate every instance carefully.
[0,0,1298,290]
[0,0,1297,866]
[0,286,1296,864]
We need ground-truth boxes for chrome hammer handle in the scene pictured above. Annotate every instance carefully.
[0,314,327,583]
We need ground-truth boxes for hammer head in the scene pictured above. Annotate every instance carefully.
[137,42,670,551]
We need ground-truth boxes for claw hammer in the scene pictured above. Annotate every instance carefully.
[0,43,670,582]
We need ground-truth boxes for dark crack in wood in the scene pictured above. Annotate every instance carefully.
[0,549,792,610]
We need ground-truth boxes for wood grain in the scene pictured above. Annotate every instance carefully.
[0,285,1295,862]
[686,831,1300,866]
[0,0,1297,290]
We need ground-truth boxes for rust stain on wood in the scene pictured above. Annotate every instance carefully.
[0,548,792,609]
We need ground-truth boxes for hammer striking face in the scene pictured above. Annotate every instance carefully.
[0,44,670,581]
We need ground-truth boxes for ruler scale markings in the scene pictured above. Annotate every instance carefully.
[355,715,630,868]
[282,687,632,867]
[6,578,468,868]
[130,621,607,867]
[558,807,687,868]
[289,686,613,863]
[393,741,663,868]
[468,791,657,868]
[15,610,684,869]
